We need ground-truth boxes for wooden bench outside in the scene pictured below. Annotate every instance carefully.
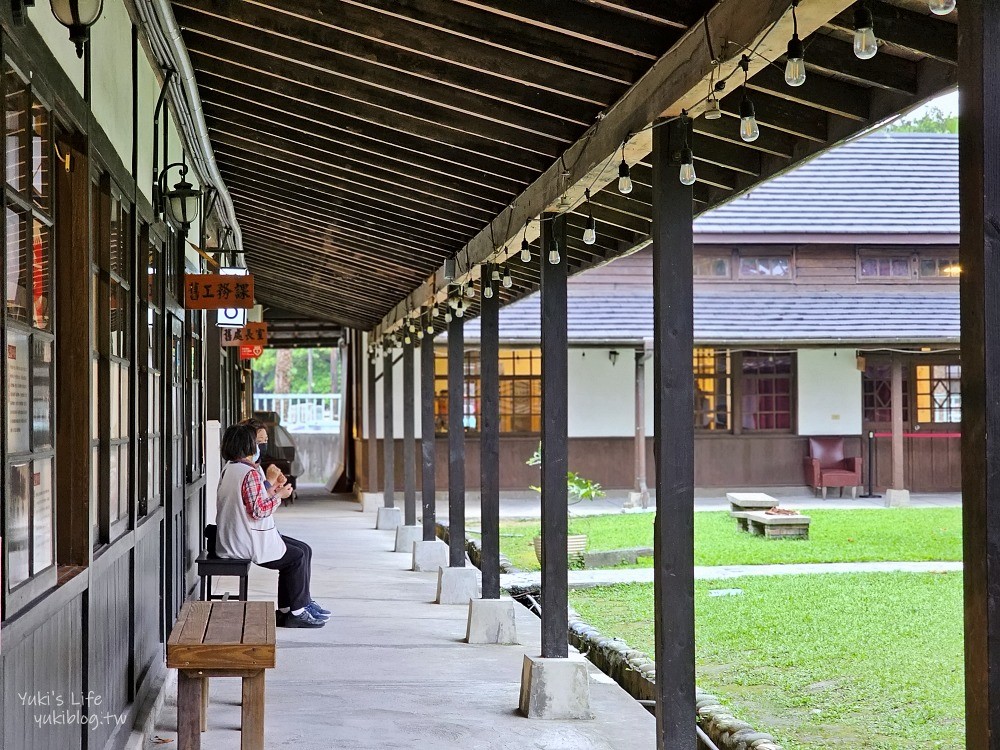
[743,511,812,539]
[167,601,276,750]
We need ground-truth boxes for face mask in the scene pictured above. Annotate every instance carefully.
[253,445,261,463]
[258,442,268,458]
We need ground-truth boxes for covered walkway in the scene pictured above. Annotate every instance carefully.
[150,489,654,749]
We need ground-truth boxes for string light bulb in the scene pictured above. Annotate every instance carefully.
[520,236,531,262]
[491,266,501,281]
[618,146,633,194]
[583,190,597,245]
[425,320,434,334]
[417,329,424,340]
[928,0,955,14]
[465,284,475,299]
[404,333,411,345]
[548,246,561,265]
[502,265,513,288]
[704,94,723,120]
[455,299,465,318]
[444,309,452,323]
[483,281,494,299]
[784,1,806,87]
[737,57,759,143]
[678,114,696,186]
[853,4,877,59]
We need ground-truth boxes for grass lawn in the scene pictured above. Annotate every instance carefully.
[495,508,962,571]
[570,573,965,750]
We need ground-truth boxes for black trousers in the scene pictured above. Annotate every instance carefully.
[258,535,313,611]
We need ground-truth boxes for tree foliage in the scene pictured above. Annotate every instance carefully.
[887,106,958,134]
[254,347,339,394]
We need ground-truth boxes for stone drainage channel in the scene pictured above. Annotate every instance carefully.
[435,524,783,750]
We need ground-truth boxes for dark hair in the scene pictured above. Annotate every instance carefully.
[241,417,266,434]
[221,424,256,462]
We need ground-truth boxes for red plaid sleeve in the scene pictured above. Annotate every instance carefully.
[241,469,279,519]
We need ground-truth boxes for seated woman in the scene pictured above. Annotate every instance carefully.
[216,423,329,628]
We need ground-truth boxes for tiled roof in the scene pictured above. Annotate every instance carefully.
[693,132,959,236]
[455,292,959,346]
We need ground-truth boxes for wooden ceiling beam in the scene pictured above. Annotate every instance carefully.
[802,34,919,94]
[572,0,706,28]
[173,3,596,139]
[201,92,526,195]
[207,121,510,215]
[746,65,870,122]
[213,146,487,233]
[242,0,631,105]
[217,159,472,243]
[827,2,957,65]
[718,90,830,143]
[694,117,798,159]
[188,50,552,173]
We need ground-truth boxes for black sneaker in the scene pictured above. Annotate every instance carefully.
[275,610,287,627]
[279,610,326,628]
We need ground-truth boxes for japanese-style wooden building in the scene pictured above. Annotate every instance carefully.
[1,1,997,749]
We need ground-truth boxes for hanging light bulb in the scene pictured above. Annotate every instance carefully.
[739,94,759,143]
[491,266,501,281]
[432,305,440,318]
[455,300,465,318]
[548,247,561,265]
[784,2,806,87]
[425,320,434,334]
[404,333,412,345]
[520,236,531,262]
[483,282,494,299]
[502,266,513,288]
[928,0,955,14]
[618,156,633,194]
[679,146,696,186]
[417,329,424,340]
[444,310,452,323]
[408,322,416,333]
[853,4,877,59]
[583,189,597,245]
[703,94,723,120]
[465,284,475,299]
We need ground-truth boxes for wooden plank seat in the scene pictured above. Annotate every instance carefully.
[197,524,251,601]
[743,511,812,540]
[167,601,276,750]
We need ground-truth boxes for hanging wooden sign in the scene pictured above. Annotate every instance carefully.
[240,344,265,360]
[221,323,268,347]
[184,273,254,309]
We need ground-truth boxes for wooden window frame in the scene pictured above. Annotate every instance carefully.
[736,248,794,282]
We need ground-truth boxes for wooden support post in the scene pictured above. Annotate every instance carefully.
[240,671,265,750]
[383,351,395,508]
[177,671,203,750]
[540,212,569,659]
[447,314,466,567]
[480,274,501,599]
[651,120,696,750]
[890,357,905,490]
[403,342,417,526]
[420,338,437,541]
[367,353,377,495]
[959,3,1000,745]
[634,347,650,509]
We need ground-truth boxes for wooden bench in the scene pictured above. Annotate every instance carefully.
[167,601,276,750]
[743,511,812,539]
[727,493,779,531]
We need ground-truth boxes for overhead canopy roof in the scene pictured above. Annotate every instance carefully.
[167,0,958,333]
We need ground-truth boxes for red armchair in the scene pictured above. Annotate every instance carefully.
[804,437,862,499]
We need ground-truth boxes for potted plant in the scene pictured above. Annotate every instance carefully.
[526,444,606,565]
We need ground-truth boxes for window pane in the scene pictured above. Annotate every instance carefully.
[5,67,27,192]
[110,361,121,439]
[739,256,791,279]
[91,446,99,537]
[121,365,130,440]
[32,337,53,449]
[119,444,130,522]
[31,100,49,212]
[8,463,31,586]
[6,207,28,322]
[108,446,120,524]
[32,458,53,574]
[6,329,30,453]
[32,220,50,329]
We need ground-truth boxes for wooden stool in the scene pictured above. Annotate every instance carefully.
[167,601,276,750]
[197,524,251,601]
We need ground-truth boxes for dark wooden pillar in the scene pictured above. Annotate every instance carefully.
[367,352,377,495]
[480,274,501,599]
[383,350,395,508]
[421,338,437,541]
[651,120,696,750]
[890,357,905,490]
[959,3,1000,745]
[447,314,466,567]
[540,212,568,658]
[403,342,417,525]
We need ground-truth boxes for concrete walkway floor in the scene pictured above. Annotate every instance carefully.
[150,491,656,749]
[501,560,965,590]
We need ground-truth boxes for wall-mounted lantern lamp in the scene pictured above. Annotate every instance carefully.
[157,162,200,231]
[50,0,104,57]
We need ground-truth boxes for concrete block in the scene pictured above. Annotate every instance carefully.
[376,506,402,530]
[360,492,382,513]
[885,488,911,507]
[518,653,593,720]
[412,540,449,572]
[394,524,423,553]
[435,566,479,605]
[466,597,518,644]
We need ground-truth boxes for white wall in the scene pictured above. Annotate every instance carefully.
[370,344,423,440]
[27,5,85,94]
[135,44,161,205]
[567,348,635,438]
[797,348,863,435]
[90,0,133,166]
